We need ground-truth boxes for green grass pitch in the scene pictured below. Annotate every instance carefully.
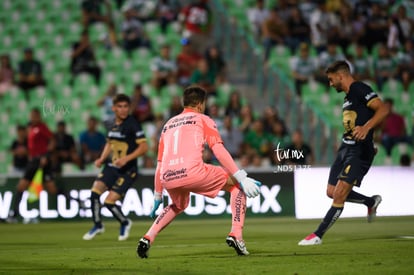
[1,216,414,274]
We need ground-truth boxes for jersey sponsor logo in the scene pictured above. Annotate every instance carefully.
[342,101,352,109]
[162,168,188,181]
[365,92,377,101]
[166,115,197,130]
[170,115,196,123]
[108,131,126,138]
[168,120,196,129]
[135,130,144,137]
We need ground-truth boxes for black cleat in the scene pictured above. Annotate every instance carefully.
[137,237,151,258]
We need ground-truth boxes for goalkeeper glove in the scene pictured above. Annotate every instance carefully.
[233,169,262,198]
[149,192,163,219]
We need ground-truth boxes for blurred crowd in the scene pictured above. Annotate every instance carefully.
[4,0,315,174]
[2,0,414,173]
[245,0,414,96]
[247,0,413,163]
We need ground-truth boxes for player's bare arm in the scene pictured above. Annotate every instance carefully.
[352,98,389,141]
[114,140,148,168]
[95,142,111,168]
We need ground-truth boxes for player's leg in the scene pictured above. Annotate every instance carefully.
[142,188,188,242]
[137,188,188,258]
[84,165,119,240]
[299,147,348,245]
[43,164,58,195]
[299,146,376,245]
[82,180,107,240]
[105,168,137,241]
[315,180,352,236]
[183,164,250,256]
[222,177,250,256]
[225,183,246,241]
[7,159,38,222]
[341,145,380,222]
[299,179,353,246]
[7,178,31,222]
[328,181,377,209]
[104,191,132,241]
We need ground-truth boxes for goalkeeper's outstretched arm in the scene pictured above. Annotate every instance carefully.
[211,143,261,198]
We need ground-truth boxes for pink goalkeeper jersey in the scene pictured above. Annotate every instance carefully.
[157,108,226,185]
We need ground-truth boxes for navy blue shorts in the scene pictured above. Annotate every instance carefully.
[96,165,138,196]
[328,142,375,187]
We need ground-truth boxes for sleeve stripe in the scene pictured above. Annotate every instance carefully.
[135,138,147,144]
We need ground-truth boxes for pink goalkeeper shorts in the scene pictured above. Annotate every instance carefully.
[163,163,229,211]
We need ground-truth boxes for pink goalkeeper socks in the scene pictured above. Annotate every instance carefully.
[229,186,246,240]
[144,204,181,243]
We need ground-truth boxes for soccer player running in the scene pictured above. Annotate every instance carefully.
[7,108,56,223]
[137,86,261,258]
[298,60,389,246]
[83,94,148,241]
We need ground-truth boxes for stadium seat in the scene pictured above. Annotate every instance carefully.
[382,79,403,95]
[72,73,97,93]
[267,45,292,75]
[302,82,324,104]
[372,144,387,166]
[160,84,183,98]
[0,152,9,174]
[216,82,234,107]
[1,0,12,10]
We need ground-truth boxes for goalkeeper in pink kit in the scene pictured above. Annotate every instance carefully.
[137,86,261,258]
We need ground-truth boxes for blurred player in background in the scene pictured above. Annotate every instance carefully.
[137,86,261,258]
[83,94,148,241]
[7,108,56,223]
[298,60,389,246]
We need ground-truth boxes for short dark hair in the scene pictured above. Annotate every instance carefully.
[325,60,351,74]
[16,124,26,131]
[88,116,98,122]
[113,93,131,105]
[183,86,206,107]
[57,120,66,127]
[31,107,41,114]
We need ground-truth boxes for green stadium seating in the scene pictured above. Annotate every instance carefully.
[216,82,235,107]
[372,144,388,166]
[267,45,292,75]
[1,0,411,172]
